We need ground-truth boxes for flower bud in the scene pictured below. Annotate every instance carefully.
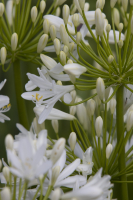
[96,77,105,100]
[131,16,133,34]
[67,59,73,64]
[0,159,2,171]
[131,0,133,5]
[78,0,85,10]
[3,167,10,183]
[51,166,60,186]
[51,188,61,200]
[76,32,82,44]
[96,0,104,10]
[118,23,123,32]
[1,187,11,200]
[70,90,76,103]
[43,19,50,34]
[87,99,96,117]
[5,134,14,150]
[54,38,61,55]
[110,0,117,8]
[122,0,128,12]
[50,25,56,41]
[127,110,133,131]
[108,55,114,63]
[63,45,69,56]
[84,3,90,12]
[70,106,76,116]
[52,119,59,134]
[113,8,120,28]
[40,1,46,13]
[37,34,48,53]
[63,5,70,25]
[95,116,103,137]
[60,24,69,47]
[70,42,75,52]
[50,138,66,164]
[31,6,38,23]
[0,47,7,65]
[110,98,116,114]
[69,132,77,151]
[55,7,61,17]
[0,3,4,17]
[60,51,66,65]
[106,24,111,33]
[95,8,104,36]
[118,40,123,48]
[72,13,79,27]
[11,33,18,51]
[106,143,113,159]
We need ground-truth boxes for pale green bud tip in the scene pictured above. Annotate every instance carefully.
[5,134,14,150]
[63,45,69,55]
[110,0,117,8]
[108,55,114,63]
[127,110,133,131]
[118,40,123,48]
[51,166,60,186]
[50,25,56,41]
[0,3,4,17]
[55,7,60,17]
[52,119,58,133]
[3,167,10,183]
[0,47,7,65]
[60,51,66,65]
[67,59,73,64]
[78,0,85,10]
[110,98,116,114]
[96,77,105,100]
[69,132,77,151]
[11,33,18,51]
[122,0,128,12]
[43,19,50,34]
[70,106,76,116]
[1,187,11,200]
[37,34,48,53]
[63,4,70,25]
[118,23,123,32]
[51,188,61,200]
[40,1,46,13]
[87,99,96,117]
[131,0,133,5]
[95,116,103,137]
[84,3,90,12]
[31,6,38,23]
[72,13,79,27]
[54,38,61,55]
[95,8,104,37]
[50,138,66,164]
[106,24,111,33]
[96,0,105,10]
[113,8,120,28]
[106,143,113,159]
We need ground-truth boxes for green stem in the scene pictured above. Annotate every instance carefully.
[13,60,29,129]
[116,85,128,200]
[43,185,53,200]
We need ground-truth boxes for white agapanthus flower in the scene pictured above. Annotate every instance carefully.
[22,68,74,123]
[61,168,113,200]
[0,79,10,123]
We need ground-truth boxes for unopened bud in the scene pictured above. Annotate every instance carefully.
[72,14,79,27]
[3,167,10,183]
[106,24,111,33]
[87,99,96,117]
[70,106,76,115]
[122,0,128,12]
[40,1,46,13]
[123,17,128,27]
[37,34,48,53]
[95,8,104,37]
[0,47,7,65]
[78,0,85,10]
[76,32,82,44]
[11,33,18,51]
[118,40,123,48]
[110,0,117,8]
[84,3,90,12]
[52,119,58,134]
[69,132,77,151]
[108,55,114,63]
[63,5,70,25]
[70,90,76,103]
[96,77,105,100]
[110,98,116,114]
[51,188,61,200]
[127,110,133,131]
[50,25,56,41]
[31,6,38,23]
[1,187,11,200]
[43,19,50,34]
[63,45,69,56]
[95,116,103,137]
[131,0,133,5]
[96,0,104,10]
[51,166,60,186]
[5,134,14,150]
[118,23,123,32]
[67,59,73,64]
[106,143,113,159]
[70,42,75,52]
[131,16,133,34]
[54,38,61,55]
[113,8,120,28]
[60,51,66,65]
[0,3,4,17]
[60,25,69,47]
[55,7,60,17]
[50,138,66,164]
